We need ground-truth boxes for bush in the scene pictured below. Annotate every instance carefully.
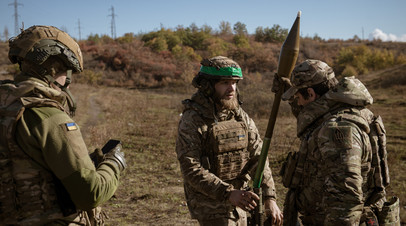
[335,45,406,76]
[75,69,103,85]
[254,25,288,43]
[341,65,358,77]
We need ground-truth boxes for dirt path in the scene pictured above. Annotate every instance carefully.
[81,91,102,141]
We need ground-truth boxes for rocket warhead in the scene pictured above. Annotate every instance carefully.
[277,11,301,79]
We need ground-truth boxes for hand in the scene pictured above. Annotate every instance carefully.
[104,143,127,172]
[264,198,283,226]
[271,73,292,94]
[228,190,260,211]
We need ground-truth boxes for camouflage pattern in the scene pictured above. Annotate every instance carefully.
[199,56,242,78]
[377,196,400,225]
[284,76,387,225]
[282,59,335,101]
[175,91,276,221]
[8,25,83,73]
[0,74,120,225]
[192,56,243,96]
[208,120,250,181]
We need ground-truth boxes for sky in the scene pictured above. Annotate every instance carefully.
[1,0,406,42]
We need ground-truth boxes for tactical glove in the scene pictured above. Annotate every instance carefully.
[104,143,127,172]
[271,73,292,94]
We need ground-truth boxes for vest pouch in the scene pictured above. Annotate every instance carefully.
[377,196,400,226]
[280,151,298,188]
[210,121,249,181]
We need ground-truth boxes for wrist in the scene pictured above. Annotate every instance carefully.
[224,186,235,202]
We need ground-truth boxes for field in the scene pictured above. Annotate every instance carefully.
[65,64,405,225]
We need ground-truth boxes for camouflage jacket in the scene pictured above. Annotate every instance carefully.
[175,91,276,221]
[0,74,120,225]
[292,77,384,225]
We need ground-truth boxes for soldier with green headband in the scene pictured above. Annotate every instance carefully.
[175,56,283,225]
[0,25,126,225]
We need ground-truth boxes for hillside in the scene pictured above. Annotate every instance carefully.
[2,35,406,88]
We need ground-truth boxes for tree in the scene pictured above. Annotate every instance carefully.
[219,21,232,36]
[254,24,288,43]
[233,22,247,36]
[201,24,213,35]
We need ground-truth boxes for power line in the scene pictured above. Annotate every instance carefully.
[8,0,23,36]
[108,6,117,39]
[77,19,82,40]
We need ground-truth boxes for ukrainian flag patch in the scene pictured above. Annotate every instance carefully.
[238,134,245,141]
[65,122,78,131]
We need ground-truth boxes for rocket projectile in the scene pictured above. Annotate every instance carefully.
[277,11,301,79]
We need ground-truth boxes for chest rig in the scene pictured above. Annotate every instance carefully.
[203,119,249,181]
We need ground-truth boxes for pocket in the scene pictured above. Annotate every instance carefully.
[377,196,400,226]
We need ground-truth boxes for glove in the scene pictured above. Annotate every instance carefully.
[271,73,292,93]
[104,143,127,172]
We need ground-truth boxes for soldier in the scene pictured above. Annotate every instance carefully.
[0,25,126,225]
[278,59,395,225]
[175,56,283,226]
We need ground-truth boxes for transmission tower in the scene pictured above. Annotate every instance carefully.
[108,6,117,39]
[77,19,82,40]
[8,0,23,35]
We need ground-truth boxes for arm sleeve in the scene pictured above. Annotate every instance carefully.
[175,110,233,201]
[16,107,120,210]
[244,113,276,200]
[318,121,365,225]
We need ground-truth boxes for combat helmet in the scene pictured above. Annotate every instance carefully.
[8,25,83,74]
[192,56,242,97]
[282,59,335,100]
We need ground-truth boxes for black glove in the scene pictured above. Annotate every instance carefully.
[271,73,292,94]
[104,143,127,172]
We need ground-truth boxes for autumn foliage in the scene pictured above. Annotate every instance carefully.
[1,23,406,89]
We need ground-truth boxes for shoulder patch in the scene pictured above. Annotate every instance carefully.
[329,126,352,149]
[64,122,78,131]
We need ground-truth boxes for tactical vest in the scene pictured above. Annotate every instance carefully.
[281,107,390,204]
[338,108,389,205]
[0,79,71,224]
[204,119,249,182]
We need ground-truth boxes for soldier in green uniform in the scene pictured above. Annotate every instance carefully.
[0,25,126,225]
[175,56,283,226]
[279,59,396,225]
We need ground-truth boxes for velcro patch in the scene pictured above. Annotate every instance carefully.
[237,134,245,141]
[329,126,352,149]
[65,122,78,131]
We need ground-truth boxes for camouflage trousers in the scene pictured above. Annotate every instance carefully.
[44,207,107,226]
[198,208,247,226]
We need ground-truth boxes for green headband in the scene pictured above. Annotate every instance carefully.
[200,66,243,78]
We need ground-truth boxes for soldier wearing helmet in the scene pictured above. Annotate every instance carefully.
[175,56,283,225]
[0,25,126,225]
[278,59,393,225]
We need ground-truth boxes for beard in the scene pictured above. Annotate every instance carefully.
[214,91,239,110]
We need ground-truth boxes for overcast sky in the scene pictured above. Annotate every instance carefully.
[1,0,405,42]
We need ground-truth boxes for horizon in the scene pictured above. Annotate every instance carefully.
[1,0,406,42]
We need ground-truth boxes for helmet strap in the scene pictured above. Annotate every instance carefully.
[44,69,77,116]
